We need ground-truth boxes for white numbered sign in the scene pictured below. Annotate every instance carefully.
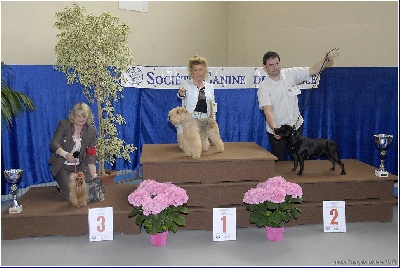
[213,207,236,241]
[323,201,346,233]
[88,207,114,241]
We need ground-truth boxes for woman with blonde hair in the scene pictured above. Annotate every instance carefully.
[49,102,97,199]
[176,55,216,148]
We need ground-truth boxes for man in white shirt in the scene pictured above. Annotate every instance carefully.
[257,50,336,160]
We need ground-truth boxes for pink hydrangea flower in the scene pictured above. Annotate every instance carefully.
[243,187,269,204]
[285,182,303,198]
[265,186,287,203]
[243,176,303,228]
[244,176,303,204]
[128,179,189,216]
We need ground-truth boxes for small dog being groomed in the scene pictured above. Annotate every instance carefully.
[274,124,346,176]
[69,172,105,207]
[168,101,224,159]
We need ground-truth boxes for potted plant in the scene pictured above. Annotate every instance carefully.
[53,3,136,180]
[1,61,36,132]
[243,176,303,241]
[128,179,189,247]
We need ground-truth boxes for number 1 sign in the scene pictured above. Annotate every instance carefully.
[323,201,346,232]
[213,208,236,241]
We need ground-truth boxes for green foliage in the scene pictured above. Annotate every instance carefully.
[53,3,136,175]
[246,195,303,228]
[128,205,190,235]
[1,62,36,132]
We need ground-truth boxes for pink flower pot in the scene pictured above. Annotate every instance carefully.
[150,231,168,247]
[266,226,285,241]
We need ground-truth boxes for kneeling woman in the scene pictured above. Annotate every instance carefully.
[49,102,97,199]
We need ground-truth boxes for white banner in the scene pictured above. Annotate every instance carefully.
[123,66,319,89]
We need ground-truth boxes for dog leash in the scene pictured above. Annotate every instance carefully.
[72,151,80,173]
[293,48,339,128]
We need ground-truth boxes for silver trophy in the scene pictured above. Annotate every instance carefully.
[4,169,23,213]
[374,134,393,177]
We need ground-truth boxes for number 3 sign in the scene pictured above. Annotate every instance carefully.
[88,207,114,241]
[323,201,346,232]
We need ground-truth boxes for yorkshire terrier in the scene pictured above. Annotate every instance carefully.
[69,171,88,207]
[69,172,105,207]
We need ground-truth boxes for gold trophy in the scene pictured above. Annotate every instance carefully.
[4,169,23,213]
[374,134,393,177]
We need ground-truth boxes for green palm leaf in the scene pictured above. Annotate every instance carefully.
[1,62,36,131]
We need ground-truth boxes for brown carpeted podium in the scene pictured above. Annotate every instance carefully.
[140,142,398,230]
[2,142,397,240]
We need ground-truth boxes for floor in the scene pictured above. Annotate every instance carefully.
[1,202,398,267]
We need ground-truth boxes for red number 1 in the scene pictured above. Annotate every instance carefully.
[221,215,226,233]
[330,208,339,225]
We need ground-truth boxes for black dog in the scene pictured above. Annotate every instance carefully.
[274,125,346,176]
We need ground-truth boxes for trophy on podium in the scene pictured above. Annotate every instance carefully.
[4,169,23,213]
[374,134,393,177]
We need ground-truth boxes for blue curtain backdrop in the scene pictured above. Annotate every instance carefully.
[1,66,398,195]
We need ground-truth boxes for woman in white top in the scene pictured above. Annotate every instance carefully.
[177,55,215,149]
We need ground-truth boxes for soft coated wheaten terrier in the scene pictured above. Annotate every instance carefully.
[168,101,224,159]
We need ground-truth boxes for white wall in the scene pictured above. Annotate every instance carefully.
[228,1,399,67]
[1,1,398,67]
[1,1,229,66]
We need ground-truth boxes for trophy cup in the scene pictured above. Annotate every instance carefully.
[374,134,393,177]
[4,169,23,213]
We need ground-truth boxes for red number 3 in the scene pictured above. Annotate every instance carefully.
[97,215,106,232]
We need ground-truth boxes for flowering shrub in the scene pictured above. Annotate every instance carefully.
[128,179,189,235]
[243,176,303,228]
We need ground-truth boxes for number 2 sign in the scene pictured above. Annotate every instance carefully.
[323,201,346,232]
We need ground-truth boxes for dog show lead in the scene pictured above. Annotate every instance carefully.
[293,48,340,128]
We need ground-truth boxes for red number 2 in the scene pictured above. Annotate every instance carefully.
[330,208,339,225]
